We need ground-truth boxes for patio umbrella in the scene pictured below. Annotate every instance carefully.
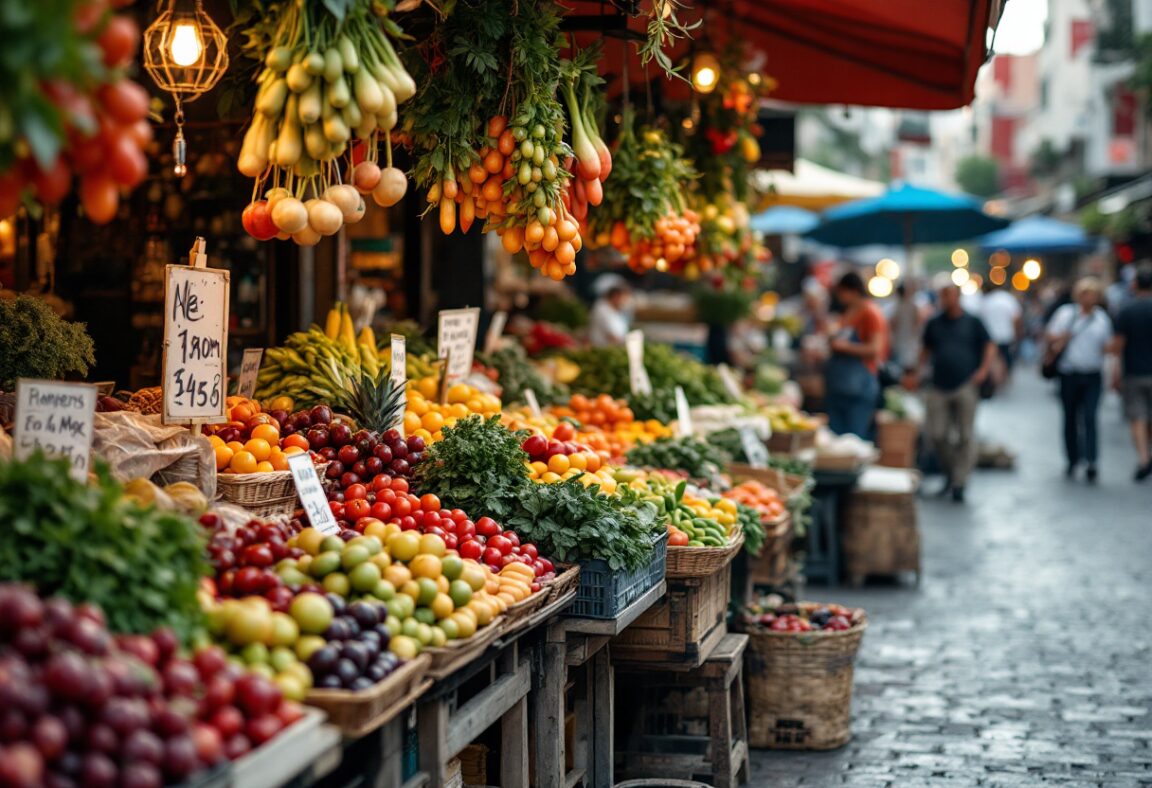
[751,159,886,210]
[977,215,1098,254]
[750,206,820,235]
[804,183,1010,269]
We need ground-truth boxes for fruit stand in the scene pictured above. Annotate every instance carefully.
[0,0,914,782]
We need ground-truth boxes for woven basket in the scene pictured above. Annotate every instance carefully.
[726,464,808,503]
[841,486,920,583]
[748,513,794,587]
[423,617,505,680]
[546,564,581,605]
[500,587,554,633]
[216,461,328,508]
[664,531,744,579]
[304,653,432,737]
[744,604,867,750]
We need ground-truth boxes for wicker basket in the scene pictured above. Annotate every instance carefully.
[665,531,744,579]
[841,484,921,585]
[215,462,327,513]
[748,513,794,587]
[744,604,867,750]
[545,564,581,606]
[423,617,505,680]
[304,653,432,737]
[875,417,919,468]
[767,430,817,456]
[726,464,808,503]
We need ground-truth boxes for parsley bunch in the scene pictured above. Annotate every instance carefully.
[0,295,95,390]
[414,415,531,519]
[0,454,208,644]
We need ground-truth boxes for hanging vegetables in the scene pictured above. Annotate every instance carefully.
[588,110,700,275]
[560,43,611,228]
[235,0,414,245]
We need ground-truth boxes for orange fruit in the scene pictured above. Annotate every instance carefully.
[283,446,305,456]
[226,440,245,454]
[404,412,422,434]
[251,424,280,444]
[230,451,258,474]
[568,452,588,471]
[208,435,224,448]
[268,450,290,471]
[244,438,272,462]
[214,445,234,471]
[421,411,445,433]
[547,454,570,474]
[230,403,255,422]
[409,554,442,580]
[282,433,310,451]
[256,461,275,473]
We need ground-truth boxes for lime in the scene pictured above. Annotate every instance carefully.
[401,618,422,639]
[440,554,464,581]
[241,642,269,665]
[320,535,345,553]
[416,577,439,607]
[269,646,296,672]
[350,561,382,593]
[449,580,473,608]
[322,572,351,596]
[308,552,340,579]
[341,545,371,570]
[415,623,433,646]
[413,606,437,625]
[372,579,396,601]
[428,627,447,648]
[436,618,460,640]
[348,535,382,556]
[389,595,414,621]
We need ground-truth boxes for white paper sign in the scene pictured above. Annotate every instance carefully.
[524,389,542,418]
[717,364,743,400]
[14,380,97,481]
[437,307,480,384]
[626,330,652,396]
[739,426,770,469]
[163,264,229,423]
[288,453,339,535]
[390,334,407,436]
[237,349,263,399]
[484,311,508,354]
[674,386,693,437]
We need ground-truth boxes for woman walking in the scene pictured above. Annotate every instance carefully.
[823,272,889,438]
[1045,277,1113,482]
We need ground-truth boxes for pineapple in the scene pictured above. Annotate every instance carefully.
[331,366,406,434]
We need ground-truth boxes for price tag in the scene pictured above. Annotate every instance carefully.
[390,334,407,435]
[437,307,480,384]
[524,389,542,418]
[288,453,339,535]
[739,426,769,469]
[162,262,229,424]
[14,380,97,482]
[717,364,743,400]
[674,386,693,437]
[626,330,652,396]
[484,310,508,354]
[237,349,263,399]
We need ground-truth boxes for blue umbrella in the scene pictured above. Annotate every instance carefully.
[750,206,819,235]
[804,183,1010,266]
[977,215,1098,254]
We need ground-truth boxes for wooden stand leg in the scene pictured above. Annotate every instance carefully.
[709,677,733,787]
[374,715,404,788]
[417,697,448,786]
[501,694,529,788]
[731,672,750,784]
[533,636,567,788]
[590,647,614,786]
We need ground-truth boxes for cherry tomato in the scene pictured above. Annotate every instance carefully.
[419,493,441,512]
[488,535,512,556]
[390,477,409,494]
[378,488,398,505]
[393,497,412,517]
[98,15,139,67]
[99,80,149,124]
[521,544,538,561]
[31,157,72,204]
[410,511,425,527]
[344,499,371,520]
[476,517,500,537]
[502,530,520,548]
[483,547,504,568]
[539,558,554,574]
[425,526,446,539]
[449,509,468,523]
[459,540,483,560]
[369,502,392,521]
[329,501,344,518]
[371,474,390,492]
[457,521,476,540]
[345,483,368,501]
[399,515,417,531]
[444,534,458,551]
[423,510,441,528]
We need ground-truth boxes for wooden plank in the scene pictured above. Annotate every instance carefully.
[563,581,666,636]
[501,694,529,788]
[444,658,531,756]
[590,648,614,785]
[232,709,340,788]
[373,715,404,788]
[563,767,586,788]
[533,641,567,788]
[416,697,448,785]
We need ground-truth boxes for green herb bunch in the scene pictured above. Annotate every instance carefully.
[0,454,208,643]
[413,415,530,519]
[476,345,567,407]
[626,436,730,480]
[0,295,95,390]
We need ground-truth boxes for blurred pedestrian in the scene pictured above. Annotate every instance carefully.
[888,281,925,371]
[907,281,996,503]
[1045,277,1112,482]
[980,279,1022,387]
[1112,264,1152,481]
[823,272,888,439]
[588,275,632,347]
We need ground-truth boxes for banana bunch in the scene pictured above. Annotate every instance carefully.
[255,303,382,406]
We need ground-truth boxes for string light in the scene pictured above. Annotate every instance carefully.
[691,50,721,94]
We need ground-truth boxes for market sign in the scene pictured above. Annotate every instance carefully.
[484,310,508,354]
[674,386,693,437]
[390,334,407,435]
[437,307,480,385]
[524,389,542,418]
[14,379,97,481]
[162,239,229,424]
[740,426,770,469]
[236,348,263,399]
[288,453,339,535]
[717,363,743,400]
[626,330,652,396]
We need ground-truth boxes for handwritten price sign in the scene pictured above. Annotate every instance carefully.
[236,349,263,399]
[14,380,97,481]
[437,307,480,385]
[163,264,229,424]
[288,453,339,535]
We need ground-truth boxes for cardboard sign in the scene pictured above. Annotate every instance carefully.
[674,386,693,437]
[14,379,97,481]
[739,426,770,469]
[524,389,542,418]
[288,453,339,535]
[626,330,652,396]
[484,311,508,354]
[237,349,263,399]
[163,263,230,423]
[437,307,480,384]
[390,334,407,436]
[717,364,743,400]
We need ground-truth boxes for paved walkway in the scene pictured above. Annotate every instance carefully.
[749,372,1152,786]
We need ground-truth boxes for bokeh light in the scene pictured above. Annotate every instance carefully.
[868,276,894,298]
[951,249,970,267]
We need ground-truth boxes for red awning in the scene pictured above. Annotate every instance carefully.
[567,0,1001,110]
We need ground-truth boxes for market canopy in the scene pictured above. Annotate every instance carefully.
[749,206,819,235]
[751,159,885,210]
[977,215,1099,254]
[804,183,1010,249]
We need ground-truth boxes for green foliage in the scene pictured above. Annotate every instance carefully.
[693,284,754,326]
[414,415,530,519]
[534,295,588,329]
[0,295,95,390]
[954,155,1001,198]
[732,500,765,556]
[0,454,208,643]
[476,345,567,406]
[626,436,729,480]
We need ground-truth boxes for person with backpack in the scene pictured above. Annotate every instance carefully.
[1044,277,1113,482]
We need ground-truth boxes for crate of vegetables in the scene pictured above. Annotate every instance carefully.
[568,531,668,620]
[739,600,867,751]
[724,479,794,588]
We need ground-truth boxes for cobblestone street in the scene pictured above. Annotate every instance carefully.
[749,372,1152,786]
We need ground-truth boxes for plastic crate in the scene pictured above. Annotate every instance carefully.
[569,531,668,619]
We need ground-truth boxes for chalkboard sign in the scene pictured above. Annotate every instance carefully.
[14,380,97,481]
[163,263,230,424]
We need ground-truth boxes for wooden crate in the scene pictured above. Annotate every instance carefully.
[767,430,817,456]
[612,561,732,669]
[841,487,921,586]
[876,417,919,468]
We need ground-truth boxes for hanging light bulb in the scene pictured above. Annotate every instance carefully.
[691,50,721,94]
[169,22,203,67]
